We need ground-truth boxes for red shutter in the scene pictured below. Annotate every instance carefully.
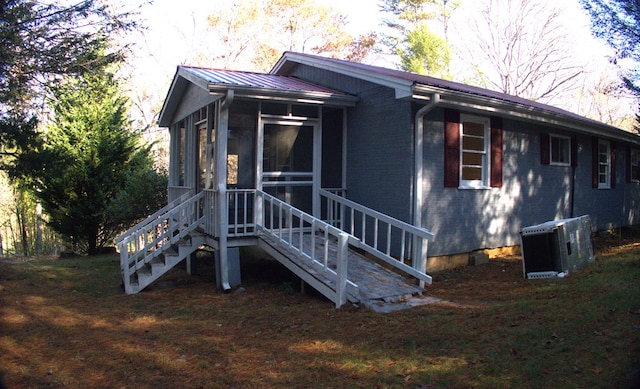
[611,141,616,188]
[490,116,503,187]
[571,136,578,168]
[540,133,550,165]
[444,109,460,188]
[592,137,599,188]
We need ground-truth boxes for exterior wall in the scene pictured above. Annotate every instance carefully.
[345,85,414,222]
[421,107,640,256]
[289,65,414,222]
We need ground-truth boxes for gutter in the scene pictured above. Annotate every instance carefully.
[413,93,440,230]
[412,84,640,146]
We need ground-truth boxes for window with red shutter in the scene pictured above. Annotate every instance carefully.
[444,109,502,189]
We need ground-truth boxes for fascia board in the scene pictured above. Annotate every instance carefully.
[158,67,213,127]
[158,68,185,127]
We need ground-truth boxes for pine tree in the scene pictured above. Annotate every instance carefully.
[17,69,166,254]
[0,0,140,164]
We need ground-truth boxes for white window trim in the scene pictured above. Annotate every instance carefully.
[631,149,640,183]
[459,113,491,190]
[550,134,571,166]
[598,139,611,189]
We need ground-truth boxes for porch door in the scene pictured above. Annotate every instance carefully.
[260,119,320,216]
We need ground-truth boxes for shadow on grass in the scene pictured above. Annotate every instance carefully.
[0,248,639,388]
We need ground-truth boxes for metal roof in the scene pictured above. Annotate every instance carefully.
[180,65,350,95]
[158,65,358,127]
[272,52,640,145]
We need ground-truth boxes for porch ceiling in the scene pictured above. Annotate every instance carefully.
[158,66,358,127]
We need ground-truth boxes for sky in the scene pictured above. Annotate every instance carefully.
[122,0,634,130]
[128,0,382,81]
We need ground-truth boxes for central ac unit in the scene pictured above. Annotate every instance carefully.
[520,215,595,279]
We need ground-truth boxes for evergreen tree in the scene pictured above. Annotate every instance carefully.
[0,0,141,167]
[13,69,166,254]
[380,0,457,77]
[398,23,451,78]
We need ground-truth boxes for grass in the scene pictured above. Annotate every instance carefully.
[1,241,639,388]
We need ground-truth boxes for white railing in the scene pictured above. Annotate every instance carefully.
[203,189,256,237]
[116,191,191,246]
[118,191,206,290]
[320,189,434,285]
[255,190,353,307]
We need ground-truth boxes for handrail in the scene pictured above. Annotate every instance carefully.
[320,189,434,285]
[115,191,191,244]
[255,190,352,307]
[321,189,434,240]
[119,191,205,293]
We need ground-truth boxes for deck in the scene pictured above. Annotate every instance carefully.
[119,189,436,310]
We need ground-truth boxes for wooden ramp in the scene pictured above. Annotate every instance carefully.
[258,231,439,312]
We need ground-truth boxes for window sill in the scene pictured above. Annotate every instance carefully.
[458,185,491,190]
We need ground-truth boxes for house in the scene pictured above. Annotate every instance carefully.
[117,51,640,308]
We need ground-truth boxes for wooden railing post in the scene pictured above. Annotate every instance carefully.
[335,231,349,308]
[413,236,427,288]
[119,240,130,293]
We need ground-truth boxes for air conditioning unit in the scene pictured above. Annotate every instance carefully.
[520,215,595,279]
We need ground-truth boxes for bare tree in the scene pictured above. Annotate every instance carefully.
[463,0,584,101]
[206,0,369,72]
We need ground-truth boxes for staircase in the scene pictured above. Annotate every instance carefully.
[117,189,436,309]
[117,192,206,294]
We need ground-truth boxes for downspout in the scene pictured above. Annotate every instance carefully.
[413,93,440,229]
[412,93,440,288]
[570,165,576,218]
[217,90,234,292]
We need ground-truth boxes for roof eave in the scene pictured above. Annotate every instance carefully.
[208,83,359,106]
[158,66,214,127]
[413,85,640,146]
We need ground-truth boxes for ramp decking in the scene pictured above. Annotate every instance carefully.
[258,231,438,312]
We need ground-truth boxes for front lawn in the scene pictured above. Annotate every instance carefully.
[1,236,639,388]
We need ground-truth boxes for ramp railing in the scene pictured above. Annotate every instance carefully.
[320,189,434,286]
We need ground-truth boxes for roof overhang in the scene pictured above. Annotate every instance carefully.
[207,83,359,106]
[412,84,640,146]
[273,51,640,147]
[159,65,358,127]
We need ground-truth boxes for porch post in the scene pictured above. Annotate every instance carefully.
[312,109,322,218]
[215,90,234,291]
[255,106,264,227]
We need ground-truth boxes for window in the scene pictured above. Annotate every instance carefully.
[630,149,640,183]
[598,140,611,188]
[550,134,571,165]
[179,122,185,186]
[592,137,616,189]
[444,109,502,189]
[460,114,490,188]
